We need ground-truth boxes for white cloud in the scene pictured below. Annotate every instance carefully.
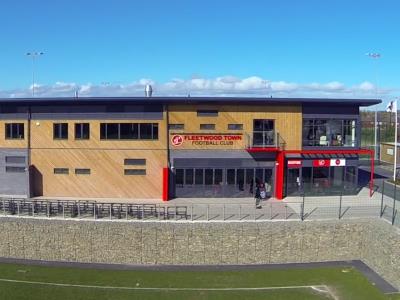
[0,76,394,100]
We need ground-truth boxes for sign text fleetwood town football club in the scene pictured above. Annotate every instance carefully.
[171,134,242,146]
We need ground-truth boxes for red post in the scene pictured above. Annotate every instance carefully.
[370,150,374,197]
[275,151,285,200]
[162,167,169,201]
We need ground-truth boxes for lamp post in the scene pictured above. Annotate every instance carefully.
[366,52,381,161]
[26,52,44,97]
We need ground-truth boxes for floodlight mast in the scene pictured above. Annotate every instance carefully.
[26,52,44,97]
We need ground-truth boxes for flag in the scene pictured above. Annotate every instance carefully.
[386,100,397,113]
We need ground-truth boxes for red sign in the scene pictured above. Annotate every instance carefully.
[171,135,183,146]
[313,159,330,167]
[287,160,302,168]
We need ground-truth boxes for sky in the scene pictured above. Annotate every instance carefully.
[0,0,398,107]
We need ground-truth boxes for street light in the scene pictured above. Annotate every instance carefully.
[366,52,381,161]
[26,51,44,97]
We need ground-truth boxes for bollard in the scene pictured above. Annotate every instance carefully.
[32,202,35,217]
[62,202,65,219]
[239,205,241,221]
[222,204,225,221]
[191,204,193,222]
[17,201,20,217]
[47,201,50,218]
[339,190,343,220]
[206,204,209,221]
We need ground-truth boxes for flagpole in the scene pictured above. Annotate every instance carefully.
[394,99,398,181]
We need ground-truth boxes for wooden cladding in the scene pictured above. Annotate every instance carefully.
[169,104,302,150]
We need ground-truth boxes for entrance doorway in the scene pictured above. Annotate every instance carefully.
[286,168,301,196]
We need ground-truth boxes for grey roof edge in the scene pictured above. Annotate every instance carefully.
[0,96,381,106]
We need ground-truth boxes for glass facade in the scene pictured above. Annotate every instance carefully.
[175,167,274,198]
[302,119,357,147]
[286,165,358,197]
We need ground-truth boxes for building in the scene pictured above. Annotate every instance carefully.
[0,96,380,201]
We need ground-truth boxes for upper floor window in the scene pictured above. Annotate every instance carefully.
[200,124,215,130]
[168,124,184,130]
[53,123,68,140]
[5,123,24,139]
[228,124,243,130]
[75,123,90,140]
[197,110,218,117]
[100,123,158,140]
[302,119,357,147]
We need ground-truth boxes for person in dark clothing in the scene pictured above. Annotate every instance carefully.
[255,184,262,209]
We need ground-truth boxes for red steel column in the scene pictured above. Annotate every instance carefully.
[162,167,169,201]
[275,151,285,200]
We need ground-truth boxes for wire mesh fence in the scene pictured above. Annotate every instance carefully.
[0,179,398,224]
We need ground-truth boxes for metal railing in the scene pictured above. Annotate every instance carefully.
[0,180,398,224]
[245,131,286,149]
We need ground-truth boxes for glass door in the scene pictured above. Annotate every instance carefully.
[286,168,301,196]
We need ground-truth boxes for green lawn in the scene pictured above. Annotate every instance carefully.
[0,262,398,300]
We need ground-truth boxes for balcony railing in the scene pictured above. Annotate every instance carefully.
[246,131,286,149]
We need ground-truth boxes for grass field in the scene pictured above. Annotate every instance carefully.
[0,262,398,300]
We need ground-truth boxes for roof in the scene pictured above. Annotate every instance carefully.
[0,96,381,106]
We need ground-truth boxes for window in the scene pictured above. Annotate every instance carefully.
[6,166,25,173]
[228,124,243,130]
[5,123,24,139]
[124,159,146,166]
[124,169,146,175]
[200,124,215,130]
[197,109,218,117]
[139,123,154,139]
[100,123,158,140]
[302,119,358,147]
[75,168,91,175]
[75,123,90,140]
[54,168,69,174]
[5,156,25,164]
[53,123,68,140]
[120,123,138,139]
[175,169,184,185]
[169,124,184,130]
[253,120,275,146]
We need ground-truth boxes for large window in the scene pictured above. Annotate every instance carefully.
[53,123,68,140]
[100,123,158,140]
[5,123,24,139]
[302,119,357,147]
[75,123,90,140]
[253,119,275,146]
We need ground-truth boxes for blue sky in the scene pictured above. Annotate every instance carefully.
[0,0,398,103]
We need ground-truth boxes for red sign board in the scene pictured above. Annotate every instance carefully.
[312,159,346,167]
[287,160,302,168]
[312,159,330,167]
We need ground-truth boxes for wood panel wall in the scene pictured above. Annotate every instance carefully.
[31,149,166,199]
[168,104,302,150]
